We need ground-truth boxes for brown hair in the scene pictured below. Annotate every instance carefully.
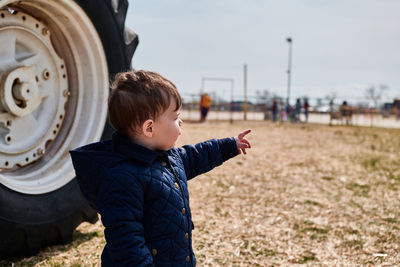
[108,70,182,137]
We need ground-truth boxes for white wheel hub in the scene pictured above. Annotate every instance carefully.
[0,0,109,194]
[2,66,41,117]
[0,15,68,168]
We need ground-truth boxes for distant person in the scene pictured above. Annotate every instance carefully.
[279,100,285,121]
[340,101,351,125]
[396,105,400,121]
[329,99,334,126]
[70,70,252,266]
[272,99,279,122]
[288,104,295,122]
[295,98,302,122]
[303,99,310,123]
[200,93,212,122]
[285,101,291,121]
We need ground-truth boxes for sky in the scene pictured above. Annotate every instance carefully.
[125,0,400,105]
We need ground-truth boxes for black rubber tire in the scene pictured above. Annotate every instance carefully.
[0,180,98,258]
[0,0,138,258]
[74,0,139,140]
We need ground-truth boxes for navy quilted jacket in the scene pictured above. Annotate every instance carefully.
[70,132,238,266]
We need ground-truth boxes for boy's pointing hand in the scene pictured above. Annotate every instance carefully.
[235,129,251,155]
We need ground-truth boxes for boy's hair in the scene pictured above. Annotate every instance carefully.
[108,70,182,137]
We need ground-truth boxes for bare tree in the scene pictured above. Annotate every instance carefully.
[255,89,270,104]
[325,91,337,102]
[365,84,388,109]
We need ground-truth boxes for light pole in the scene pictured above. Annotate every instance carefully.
[286,37,293,106]
[243,64,247,120]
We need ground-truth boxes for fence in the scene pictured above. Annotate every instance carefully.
[181,97,400,129]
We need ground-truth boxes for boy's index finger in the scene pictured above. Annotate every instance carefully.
[239,129,251,138]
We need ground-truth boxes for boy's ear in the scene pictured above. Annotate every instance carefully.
[142,119,154,138]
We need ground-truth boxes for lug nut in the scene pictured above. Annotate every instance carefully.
[63,90,70,97]
[37,148,44,156]
[42,28,49,36]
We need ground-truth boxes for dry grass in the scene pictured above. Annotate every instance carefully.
[2,121,400,266]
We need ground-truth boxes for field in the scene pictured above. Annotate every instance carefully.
[2,121,400,266]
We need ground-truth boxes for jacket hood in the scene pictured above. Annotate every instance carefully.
[69,132,162,210]
[70,139,116,211]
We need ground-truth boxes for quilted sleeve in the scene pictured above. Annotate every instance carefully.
[97,171,154,267]
[176,137,238,180]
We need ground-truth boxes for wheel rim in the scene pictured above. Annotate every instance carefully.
[0,0,109,194]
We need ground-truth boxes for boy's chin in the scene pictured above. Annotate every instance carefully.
[157,144,175,151]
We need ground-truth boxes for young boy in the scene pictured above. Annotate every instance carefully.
[70,70,251,266]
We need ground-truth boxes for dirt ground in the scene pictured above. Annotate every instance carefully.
[2,121,400,266]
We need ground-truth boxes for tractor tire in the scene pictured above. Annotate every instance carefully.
[0,0,138,258]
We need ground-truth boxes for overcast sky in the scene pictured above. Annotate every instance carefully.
[126,0,400,104]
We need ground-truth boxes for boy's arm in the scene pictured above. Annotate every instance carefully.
[98,172,153,267]
[176,130,251,180]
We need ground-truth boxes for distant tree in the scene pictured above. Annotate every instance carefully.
[325,91,337,102]
[209,91,219,103]
[365,84,388,109]
[255,89,270,104]
[324,91,337,107]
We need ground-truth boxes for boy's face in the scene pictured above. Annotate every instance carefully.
[152,99,182,150]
